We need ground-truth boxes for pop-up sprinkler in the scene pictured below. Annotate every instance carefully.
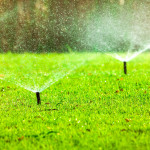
[124,61,127,74]
[36,92,41,105]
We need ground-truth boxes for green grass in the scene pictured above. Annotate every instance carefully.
[0,52,150,150]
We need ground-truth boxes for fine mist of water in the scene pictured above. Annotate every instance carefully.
[0,53,96,93]
[110,44,150,62]
[85,2,150,61]
[0,2,150,94]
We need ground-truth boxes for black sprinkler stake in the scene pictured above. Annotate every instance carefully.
[124,61,127,74]
[36,92,41,105]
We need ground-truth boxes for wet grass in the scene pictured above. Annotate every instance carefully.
[0,52,150,150]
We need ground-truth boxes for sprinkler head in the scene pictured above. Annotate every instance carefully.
[124,61,127,74]
[36,92,41,105]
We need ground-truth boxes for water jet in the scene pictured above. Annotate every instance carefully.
[36,92,41,105]
[124,61,127,74]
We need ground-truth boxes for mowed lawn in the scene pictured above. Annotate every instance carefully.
[0,52,150,150]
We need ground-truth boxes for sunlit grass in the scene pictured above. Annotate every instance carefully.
[0,52,150,150]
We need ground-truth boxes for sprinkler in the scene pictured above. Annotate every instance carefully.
[36,92,41,105]
[124,61,127,74]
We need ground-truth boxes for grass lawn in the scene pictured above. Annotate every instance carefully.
[0,52,150,150]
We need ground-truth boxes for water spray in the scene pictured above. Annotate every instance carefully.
[36,92,41,105]
[124,61,127,74]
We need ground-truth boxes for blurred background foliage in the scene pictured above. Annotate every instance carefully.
[0,0,149,53]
